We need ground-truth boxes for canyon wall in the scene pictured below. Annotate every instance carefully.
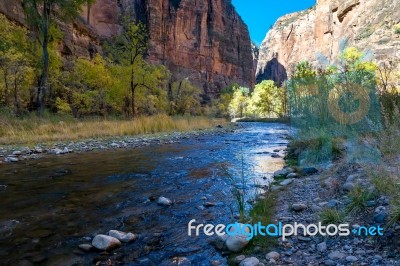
[0,0,255,97]
[256,0,400,83]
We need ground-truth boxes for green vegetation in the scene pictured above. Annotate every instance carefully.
[346,186,375,214]
[247,192,277,248]
[21,0,93,115]
[319,208,346,225]
[228,81,287,119]
[394,24,400,35]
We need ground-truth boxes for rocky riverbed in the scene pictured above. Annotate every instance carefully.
[0,126,232,164]
[230,157,400,266]
[0,122,290,265]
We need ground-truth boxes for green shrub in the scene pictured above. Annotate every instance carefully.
[319,208,346,225]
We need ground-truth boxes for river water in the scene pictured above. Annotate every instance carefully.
[0,122,289,265]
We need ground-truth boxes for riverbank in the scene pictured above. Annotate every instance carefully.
[0,114,227,145]
[231,140,400,265]
[0,115,230,164]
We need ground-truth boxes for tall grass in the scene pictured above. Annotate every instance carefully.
[0,113,227,145]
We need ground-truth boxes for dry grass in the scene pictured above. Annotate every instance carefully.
[0,114,227,145]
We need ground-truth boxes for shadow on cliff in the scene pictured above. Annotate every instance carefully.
[256,57,287,86]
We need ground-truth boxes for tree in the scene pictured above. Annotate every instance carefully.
[106,19,149,117]
[229,87,249,118]
[249,80,284,117]
[21,0,89,115]
[169,78,202,115]
[0,14,34,116]
[293,61,316,79]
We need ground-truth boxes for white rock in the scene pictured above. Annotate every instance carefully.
[5,157,18,163]
[266,251,280,260]
[12,151,22,156]
[279,178,294,186]
[109,230,136,243]
[286,173,298,178]
[78,244,93,251]
[92,234,121,251]
[239,257,259,266]
[225,223,250,252]
[234,255,246,264]
[157,196,172,206]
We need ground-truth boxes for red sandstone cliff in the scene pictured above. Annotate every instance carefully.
[0,0,255,97]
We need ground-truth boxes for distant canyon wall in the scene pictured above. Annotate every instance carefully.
[256,0,400,84]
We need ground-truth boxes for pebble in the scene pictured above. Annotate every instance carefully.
[234,255,246,264]
[287,173,298,178]
[328,251,346,260]
[291,203,307,212]
[239,257,259,266]
[92,234,121,251]
[280,178,294,186]
[342,182,354,192]
[317,242,327,252]
[266,251,280,260]
[109,230,136,243]
[157,196,172,206]
[78,244,93,251]
[346,256,358,262]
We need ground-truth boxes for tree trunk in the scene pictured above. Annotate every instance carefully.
[38,33,49,115]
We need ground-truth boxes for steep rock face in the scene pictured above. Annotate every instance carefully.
[256,0,400,83]
[0,0,254,97]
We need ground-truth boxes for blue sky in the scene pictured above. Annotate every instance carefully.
[232,0,316,46]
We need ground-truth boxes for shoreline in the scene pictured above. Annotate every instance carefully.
[0,125,235,164]
[234,143,400,265]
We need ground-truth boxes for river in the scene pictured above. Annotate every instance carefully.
[0,122,289,265]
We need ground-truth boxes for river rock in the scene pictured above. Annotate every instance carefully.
[109,230,136,242]
[92,234,121,251]
[266,251,280,260]
[346,256,358,262]
[286,173,298,178]
[78,244,93,251]
[317,242,327,252]
[239,257,259,266]
[342,182,355,192]
[273,168,294,178]
[157,196,172,206]
[328,251,346,260]
[291,203,307,212]
[301,167,318,175]
[5,157,18,163]
[280,178,294,186]
[374,206,388,223]
[225,223,250,252]
[234,255,246,264]
[12,151,22,156]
